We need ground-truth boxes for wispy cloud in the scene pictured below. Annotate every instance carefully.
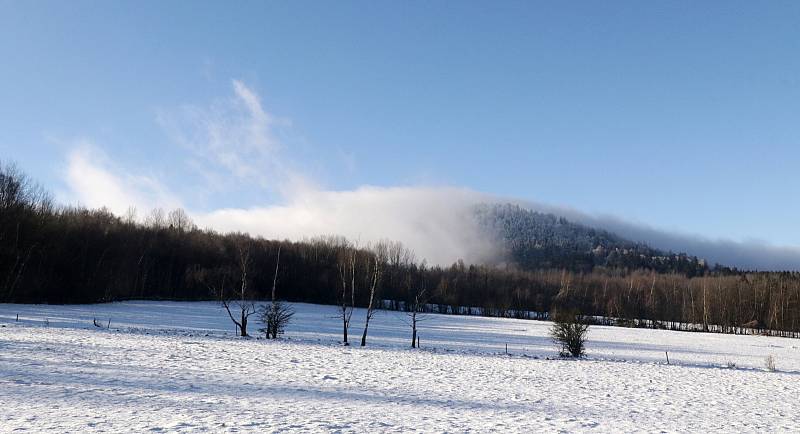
[156,79,311,195]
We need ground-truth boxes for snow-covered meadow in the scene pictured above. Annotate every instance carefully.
[1,301,799,432]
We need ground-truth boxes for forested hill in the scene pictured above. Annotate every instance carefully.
[475,203,713,276]
[7,161,800,337]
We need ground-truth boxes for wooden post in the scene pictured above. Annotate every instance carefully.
[416,335,420,348]
[665,351,670,365]
[16,313,19,322]
[505,343,508,355]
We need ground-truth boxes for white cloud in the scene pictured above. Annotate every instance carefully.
[63,141,181,216]
[195,185,499,265]
[61,139,497,263]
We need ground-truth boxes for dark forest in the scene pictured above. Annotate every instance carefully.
[2,161,798,337]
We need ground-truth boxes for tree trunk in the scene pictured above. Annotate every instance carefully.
[271,246,281,302]
[360,323,369,346]
[269,304,278,339]
[411,313,417,348]
[360,256,381,347]
[343,318,349,345]
[240,312,248,337]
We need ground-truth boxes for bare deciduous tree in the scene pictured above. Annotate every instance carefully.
[123,206,137,225]
[145,208,166,229]
[218,238,257,336]
[335,240,357,345]
[167,208,194,232]
[360,242,387,347]
[407,261,430,349]
[260,245,294,339]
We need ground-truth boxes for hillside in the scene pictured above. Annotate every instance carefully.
[476,203,711,276]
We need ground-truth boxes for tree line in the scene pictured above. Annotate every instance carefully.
[1,161,799,338]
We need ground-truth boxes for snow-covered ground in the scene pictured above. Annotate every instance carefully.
[1,301,798,432]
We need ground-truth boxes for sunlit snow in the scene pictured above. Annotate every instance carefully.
[1,301,798,432]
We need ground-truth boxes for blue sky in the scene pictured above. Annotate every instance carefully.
[2,1,800,262]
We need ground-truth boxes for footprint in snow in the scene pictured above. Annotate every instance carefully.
[321,375,338,381]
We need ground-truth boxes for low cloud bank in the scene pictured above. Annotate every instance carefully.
[59,79,800,271]
[195,186,499,266]
[510,200,800,271]
[588,216,800,271]
[195,190,800,270]
[62,143,800,269]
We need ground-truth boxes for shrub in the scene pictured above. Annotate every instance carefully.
[550,309,589,358]
[258,301,295,339]
[765,355,776,372]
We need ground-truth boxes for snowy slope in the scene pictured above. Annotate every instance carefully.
[1,301,799,432]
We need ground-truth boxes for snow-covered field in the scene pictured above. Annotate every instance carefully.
[1,301,799,432]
